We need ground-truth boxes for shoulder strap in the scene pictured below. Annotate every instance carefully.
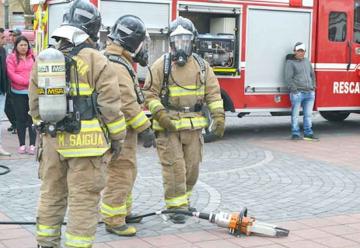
[68,43,95,57]
[192,53,206,83]
[63,43,95,96]
[106,53,136,82]
[163,53,171,88]
[106,53,145,104]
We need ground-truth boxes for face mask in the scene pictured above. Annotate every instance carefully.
[133,46,149,67]
[132,34,150,67]
[173,49,188,66]
[170,30,193,67]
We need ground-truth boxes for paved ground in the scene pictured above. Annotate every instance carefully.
[1,112,360,248]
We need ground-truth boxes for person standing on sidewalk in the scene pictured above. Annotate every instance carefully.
[5,29,22,134]
[0,28,11,156]
[29,0,126,247]
[100,15,155,237]
[143,17,225,224]
[285,42,317,141]
[6,35,36,154]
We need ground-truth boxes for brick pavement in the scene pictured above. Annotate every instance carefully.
[1,113,360,248]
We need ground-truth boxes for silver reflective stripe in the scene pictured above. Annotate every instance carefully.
[65,232,94,248]
[74,8,94,20]
[118,24,133,35]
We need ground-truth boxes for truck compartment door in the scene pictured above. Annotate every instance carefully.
[245,7,311,94]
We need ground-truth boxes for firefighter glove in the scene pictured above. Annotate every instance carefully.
[211,114,225,138]
[140,128,156,148]
[154,110,177,131]
[110,139,122,160]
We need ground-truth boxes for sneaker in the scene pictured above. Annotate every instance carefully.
[303,134,319,141]
[27,145,36,155]
[7,125,15,132]
[291,135,302,140]
[105,224,136,237]
[0,146,11,156]
[17,145,26,154]
[125,213,143,224]
[7,125,17,134]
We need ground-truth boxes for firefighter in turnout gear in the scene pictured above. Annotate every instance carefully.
[29,0,126,247]
[143,16,225,224]
[100,15,154,237]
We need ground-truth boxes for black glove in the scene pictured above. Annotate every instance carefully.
[110,139,122,160]
[139,128,156,148]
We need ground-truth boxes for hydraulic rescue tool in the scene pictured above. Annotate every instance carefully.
[0,208,289,238]
[127,207,290,238]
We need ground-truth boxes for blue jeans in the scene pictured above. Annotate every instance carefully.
[290,91,315,136]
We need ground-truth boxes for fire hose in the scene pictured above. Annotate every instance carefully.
[0,207,289,238]
[0,165,10,176]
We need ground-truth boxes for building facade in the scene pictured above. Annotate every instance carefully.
[0,1,26,29]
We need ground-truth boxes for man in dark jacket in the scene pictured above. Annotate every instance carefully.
[285,42,317,141]
[0,28,11,156]
[3,29,18,134]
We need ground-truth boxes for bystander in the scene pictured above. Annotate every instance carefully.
[0,28,11,156]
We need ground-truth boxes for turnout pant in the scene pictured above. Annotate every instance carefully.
[155,129,203,209]
[101,129,138,226]
[36,136,109,248]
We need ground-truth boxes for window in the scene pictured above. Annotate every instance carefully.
[328,12,347,42]
[354,0,360,43]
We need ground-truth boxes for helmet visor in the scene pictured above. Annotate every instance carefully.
[134,31,151,55]
[170,34,193,56]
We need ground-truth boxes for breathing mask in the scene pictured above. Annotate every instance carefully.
[133,32,150,67]
[170,25,194,66]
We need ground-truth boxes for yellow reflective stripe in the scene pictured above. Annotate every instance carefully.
[107,117,126,135]
[169,85,204,97]
[70,82,93,96]
[32,117,42,126]
[186,191,192,198]
[126,194,132,207]
[148,99,163,114]
[37,224,61,237]
[152,117,208,131]
[57,147,109,158]
[208,100,223,112]
[65,232,94,248]
[100,202,127,217]
[127,112,148,129]
[165,194,188,208]
[81,119,102,132]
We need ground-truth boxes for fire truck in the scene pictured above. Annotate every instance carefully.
[31,0,360,128]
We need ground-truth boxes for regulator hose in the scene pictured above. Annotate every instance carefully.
[0,165,10,176]
[0,210,201,225]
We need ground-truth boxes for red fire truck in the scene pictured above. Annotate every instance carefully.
[32,0,360,124]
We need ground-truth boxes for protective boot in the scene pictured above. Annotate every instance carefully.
[169,213,187,224]
[105,224,137,237]
[125,213,143,224]
[168,208,187,224]
[188,206,197,212]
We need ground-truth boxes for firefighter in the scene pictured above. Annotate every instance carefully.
[143,16,225,224]
[29,0,126,247]
[100,15,155,236]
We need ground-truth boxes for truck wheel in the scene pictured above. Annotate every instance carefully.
[319,111,350,122]
[202,106,218,143]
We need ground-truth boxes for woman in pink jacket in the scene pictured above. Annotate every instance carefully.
[6,36,36,154]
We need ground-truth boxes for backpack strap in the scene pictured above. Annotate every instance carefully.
[160,53,172,108]
[107,54,136,81]
[106,53,145,104]
[192,53,206,83]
